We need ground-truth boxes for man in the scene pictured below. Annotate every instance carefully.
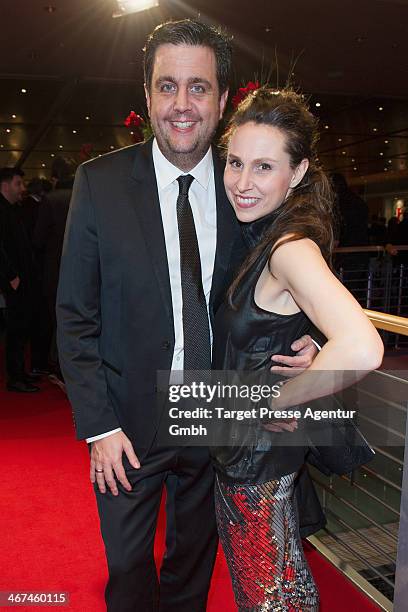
[57,19,316,612]
[331,173,369,247]
[0,167,40,392]
[19,177,52,377]
[34,157,75,383]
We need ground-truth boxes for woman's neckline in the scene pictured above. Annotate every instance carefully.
[239,208,282,249]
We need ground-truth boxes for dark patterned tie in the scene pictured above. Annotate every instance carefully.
[176,174,211,371]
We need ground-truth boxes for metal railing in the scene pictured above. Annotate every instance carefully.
[334,245,408,348]
[307,310,408,611]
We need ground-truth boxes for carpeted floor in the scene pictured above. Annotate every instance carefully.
[0,375,381,611]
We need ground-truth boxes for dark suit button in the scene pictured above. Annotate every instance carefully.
[161,340,171,350]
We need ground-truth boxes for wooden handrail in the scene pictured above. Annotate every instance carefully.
[334,245,408,254]
[335,246,384,253]
[365,309,408,336]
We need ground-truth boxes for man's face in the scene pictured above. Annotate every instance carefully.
[1,175,25,204]
[145,44,228,171]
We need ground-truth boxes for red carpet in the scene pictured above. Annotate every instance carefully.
[0,377,381,611]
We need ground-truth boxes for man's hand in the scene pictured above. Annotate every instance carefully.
[10,276,20,291]
[90,431,140,496]
[270,334,318,377]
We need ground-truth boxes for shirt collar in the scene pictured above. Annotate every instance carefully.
[152,138,213,191]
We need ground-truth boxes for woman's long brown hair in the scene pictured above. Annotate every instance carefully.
[221,88,335,306]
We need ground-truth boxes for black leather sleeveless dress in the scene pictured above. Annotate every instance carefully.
[210,214,321,611]
[210,213,312,484]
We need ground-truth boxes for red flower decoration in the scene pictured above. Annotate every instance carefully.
[124,111,144,127]
[232,81,260,109]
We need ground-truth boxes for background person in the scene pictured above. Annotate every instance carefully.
[34,157,75,383]
[0,167,40,392]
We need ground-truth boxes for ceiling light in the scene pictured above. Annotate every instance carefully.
[0,145,3,148]
[353,167,357,171]
[373,127,378,132]
[384,140,389,144]
[50,154,55,157]
[41,163,46,168]
[351,158,355,162]
[324,125,329,129]
[342,151,346,155]
[85,116,90,120]
[21,88,27,93]
[110,145,115,150]
[113,0,159,18]
[380,152,384,156]
[11,114,16,119]
[6,129,11,133]
[315,102,321,107]
[72,130,77,134]
[338,138,342,142]
[378,106,383,111]
[388,160,392,164]
[59,145,63,149]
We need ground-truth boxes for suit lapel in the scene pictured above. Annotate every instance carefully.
[129,140,174,328]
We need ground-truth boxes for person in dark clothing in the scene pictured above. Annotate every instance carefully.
[19,177,51,375]
[0,167,40,392]
[369,214,387,245]
[20,178,44,241]
[392,211,408,264]
[331,173,369,247]
[33,157,75,380]
[387,216,400,244]
[395,211,408,246]
[331,173,370,274]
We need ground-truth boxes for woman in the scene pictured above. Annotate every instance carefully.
[211,88,383,611]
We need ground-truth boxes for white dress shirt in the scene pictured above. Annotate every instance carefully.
[86,139,217,443]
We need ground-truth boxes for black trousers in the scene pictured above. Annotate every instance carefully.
[94,444,218,612]
[30,286,52,370]
[4,289,32,382]
[4,284,50,380]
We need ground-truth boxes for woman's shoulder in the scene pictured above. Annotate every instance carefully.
[272,234,321,257]
[269,235,325,278]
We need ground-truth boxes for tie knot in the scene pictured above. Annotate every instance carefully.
[177,174,194,197]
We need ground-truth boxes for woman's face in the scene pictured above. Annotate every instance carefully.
[224,121,308,223]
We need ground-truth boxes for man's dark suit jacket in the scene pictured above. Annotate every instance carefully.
[0,193,36,297]
[56,139,244,454]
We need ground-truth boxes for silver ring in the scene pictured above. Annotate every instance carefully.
[95,468,104,473]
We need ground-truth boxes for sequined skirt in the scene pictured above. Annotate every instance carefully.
[215,473,319,611]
